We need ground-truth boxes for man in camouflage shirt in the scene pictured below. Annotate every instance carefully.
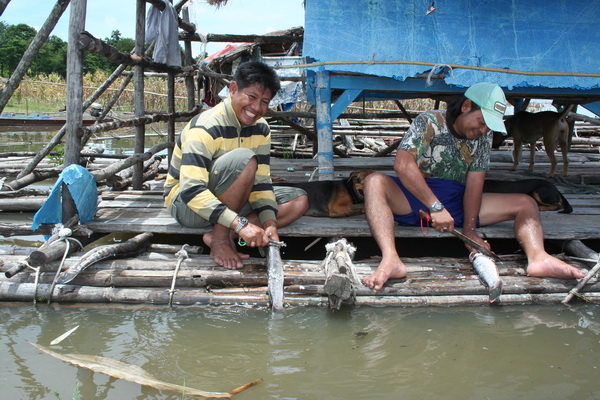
[362,83,584,290]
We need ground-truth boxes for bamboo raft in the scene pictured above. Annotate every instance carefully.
[0,248,598,307]
[2,154,600,308]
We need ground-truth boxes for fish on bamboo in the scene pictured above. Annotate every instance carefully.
[266,239,286,311]
[31,342,261,399]
[57,232,153,284]
[469,251,503,303]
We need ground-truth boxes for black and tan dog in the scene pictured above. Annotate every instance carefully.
[502,105,575,177]
[483,178,572,214]
[275,170,375,217]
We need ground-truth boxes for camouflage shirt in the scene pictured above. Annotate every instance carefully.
[398,110,492,184]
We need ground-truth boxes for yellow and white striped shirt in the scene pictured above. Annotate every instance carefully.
[164,96,277,228]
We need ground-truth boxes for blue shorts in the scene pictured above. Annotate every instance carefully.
[390,177,479,228]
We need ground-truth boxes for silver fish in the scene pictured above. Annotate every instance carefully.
[266,239,286,311]
[469,251,503,303]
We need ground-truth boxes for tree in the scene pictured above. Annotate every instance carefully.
[0,23,36,76]
[32,35,67,76]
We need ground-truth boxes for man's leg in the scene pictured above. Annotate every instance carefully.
[204,156,257,269]
[275,195,309,227]
[362,173,413,290]
[479,193,584,279]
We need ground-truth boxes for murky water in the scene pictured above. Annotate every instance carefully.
[1,303,599,400]
[2,128,600,399]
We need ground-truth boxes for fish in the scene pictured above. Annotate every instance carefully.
[469,251,503,303]
[266,239,286,311]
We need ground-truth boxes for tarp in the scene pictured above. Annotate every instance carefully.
[32,165,98,231]
[303,0,600,90]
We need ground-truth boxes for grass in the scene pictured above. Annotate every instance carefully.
[2,72,191,115]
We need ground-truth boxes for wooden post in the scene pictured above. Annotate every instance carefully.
[182,6,196,111]
[63,0,86,222]
[167,73,176,164]
[132,0,146,190]
[0,0,71,113]
[315,69,334,180]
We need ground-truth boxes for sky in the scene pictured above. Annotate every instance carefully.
[1,0,305,56]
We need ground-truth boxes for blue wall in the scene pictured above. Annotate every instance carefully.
[303,0,600,90]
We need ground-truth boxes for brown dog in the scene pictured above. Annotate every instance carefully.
[504,104,575,177]
[274,170,375,217]
[483,178,572,213]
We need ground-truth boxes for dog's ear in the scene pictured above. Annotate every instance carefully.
[349,170,375,200]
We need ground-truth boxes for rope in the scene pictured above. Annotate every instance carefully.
[47,238,71,305]
[275,59,600,78]
[169,244,190,307]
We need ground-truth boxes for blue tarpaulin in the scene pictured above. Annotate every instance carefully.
[32,164,98,231]
[303,0,600,90]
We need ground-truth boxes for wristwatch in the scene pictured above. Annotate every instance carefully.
[234,216,248,233]
[429,201,445,213]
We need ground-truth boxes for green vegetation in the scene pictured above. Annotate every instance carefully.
[0,21,135,78]
[47,144,64,166]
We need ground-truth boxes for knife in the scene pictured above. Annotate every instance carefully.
[419,209,499,260]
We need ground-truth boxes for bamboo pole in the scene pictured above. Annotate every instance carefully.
[0,0,10,16]
[0,0,71,113]
[78,32,194,74]
[133,0,146,190]
[182,6,197,111]
[167,72,176,164]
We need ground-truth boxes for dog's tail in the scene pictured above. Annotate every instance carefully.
[558,193,573,214]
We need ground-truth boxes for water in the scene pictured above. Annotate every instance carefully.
[1,304,599,400]
[2,128,600,399]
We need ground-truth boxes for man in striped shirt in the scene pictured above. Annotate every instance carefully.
[164,62,308,269]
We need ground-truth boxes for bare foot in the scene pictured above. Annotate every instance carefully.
[362,256,407,291]
[527,254,585,279]
[202,232,250,270]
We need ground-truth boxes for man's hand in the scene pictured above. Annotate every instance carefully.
[263,220,280,242]
[238,223,269,248]
[463,228,491,253]
[430,209,455,233]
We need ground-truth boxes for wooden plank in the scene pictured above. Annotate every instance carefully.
[85,210,600,240]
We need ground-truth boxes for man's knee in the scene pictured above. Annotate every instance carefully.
[364,172,388,194]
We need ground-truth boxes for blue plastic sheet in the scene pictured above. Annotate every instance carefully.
[303,0,600,90]
[32,164,98,231]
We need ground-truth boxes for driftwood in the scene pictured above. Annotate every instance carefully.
[322,239,360,310]
[32,343,261,399]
